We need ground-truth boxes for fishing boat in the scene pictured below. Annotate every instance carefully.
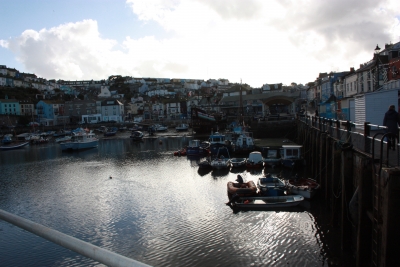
[130,131,144,141]
[229,125,255,156]
[230,157,247,168]
[280,145,304,169]
[208,131,233,156]
[60,131,98,151]
[246,151,264,168]
[261,147,281,167]
[286,176,320,199]
[175,123,189,132]
[55,135,72,143]
[190,107,226,134]
[186,140,209,156]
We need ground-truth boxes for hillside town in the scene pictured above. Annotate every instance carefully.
[0,41,400,128]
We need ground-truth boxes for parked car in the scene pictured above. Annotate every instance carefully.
[28,122,40,126]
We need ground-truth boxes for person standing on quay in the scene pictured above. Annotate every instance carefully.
[383,104,400,149]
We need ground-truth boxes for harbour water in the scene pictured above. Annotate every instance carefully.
[0,136,350,266]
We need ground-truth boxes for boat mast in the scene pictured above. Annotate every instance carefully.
[239,79,244,125]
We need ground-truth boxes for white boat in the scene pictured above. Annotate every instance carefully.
[153,124,168,132]
[246,151,264,168]
[231,195,304,209]
[210,147,231,169]
[230,125,255,155]
[286,176,320,199]
[175,123,189,132]
[211,156,231,169]
[59,131,98,151]
[55,135,72,143]
[0,141,30,150]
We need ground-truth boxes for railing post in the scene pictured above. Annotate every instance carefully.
[346,120,351,141]
[336,120,340,140]
[364,122,370,153]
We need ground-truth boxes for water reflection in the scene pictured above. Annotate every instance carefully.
[0,137,350,266]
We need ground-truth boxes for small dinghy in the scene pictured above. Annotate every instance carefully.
[286,175,320,199]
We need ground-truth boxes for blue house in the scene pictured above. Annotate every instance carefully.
[36,100,64,125]
[319,72,349,118]
[0,97,20,115]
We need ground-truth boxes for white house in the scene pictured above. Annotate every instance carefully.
[100,99,124,122]
[98,86,112,98]
[344,70,358,98]
[0,77,6,86]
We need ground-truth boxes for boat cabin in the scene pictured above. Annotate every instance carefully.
[280,145,302,159]
[208,132,227,145]
[188,139,202,148]
[261,147,281,159]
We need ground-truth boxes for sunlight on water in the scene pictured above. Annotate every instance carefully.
[0,137,344,266]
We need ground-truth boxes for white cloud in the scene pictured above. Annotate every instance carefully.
[1,0,400,87]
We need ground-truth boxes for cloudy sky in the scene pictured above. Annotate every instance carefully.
[1,0,400,87]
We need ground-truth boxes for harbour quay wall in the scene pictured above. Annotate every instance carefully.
[297,115,400,267]
[249,119,297,139]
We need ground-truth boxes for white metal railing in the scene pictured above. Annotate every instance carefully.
[0,209,151,267]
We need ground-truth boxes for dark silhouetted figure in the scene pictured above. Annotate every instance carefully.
[383,104,400,150]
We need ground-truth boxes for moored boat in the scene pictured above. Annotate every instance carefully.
[130,131,144,141]
[0,141,30,150]
[210,155,231,169]
[191,107,226,134]
[246,151,264,168]
[261,147,281,167]
[286,176,320,199]
[104,127,118,137]
[280,145,304,169]
[60,131,98,151]
[227,176,258,199]
[230,195,304,209]
[230,157,247,168]
[186,140,209,156]
[174,148,187,156]
[230,125,255,156]
[257,175,286,196]
[208,131,232,156]
[175,123,189,132]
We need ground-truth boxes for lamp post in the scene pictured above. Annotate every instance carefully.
[374,44,381,91]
